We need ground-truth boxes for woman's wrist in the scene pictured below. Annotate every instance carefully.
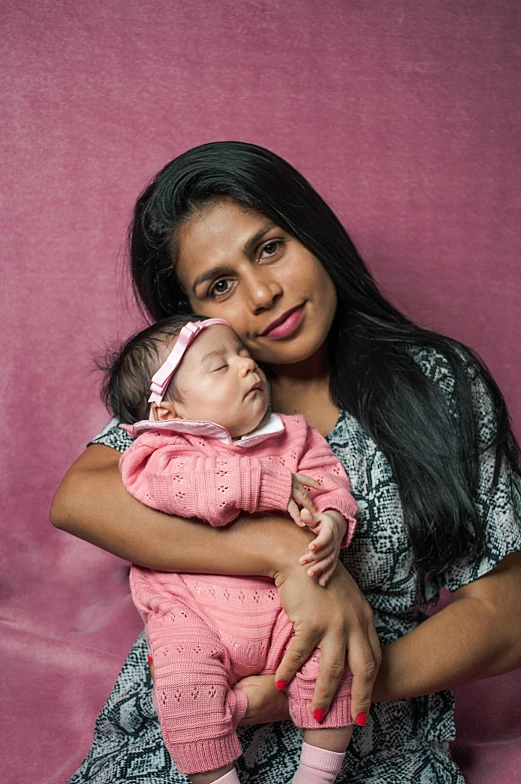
[368,645,391,703]
[261,517,314,579]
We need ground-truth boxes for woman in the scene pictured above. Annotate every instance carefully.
[52,141,521,783]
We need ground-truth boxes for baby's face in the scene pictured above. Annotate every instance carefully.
[170,325,269,438]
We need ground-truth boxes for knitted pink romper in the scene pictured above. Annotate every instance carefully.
[122,413,358,775]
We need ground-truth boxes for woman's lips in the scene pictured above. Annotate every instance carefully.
[262,305,305,340]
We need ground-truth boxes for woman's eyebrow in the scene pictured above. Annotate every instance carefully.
[192,265,229,295]
[191,223,278,295]
[242,223,277,255]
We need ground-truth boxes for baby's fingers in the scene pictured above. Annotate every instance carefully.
[293,473,323,490]
[306,553,336,582]
[300,541,335,567]
[308,527,334,552]
[300,507,317,527]
[291,483,317,516]
[317,561,337,587]
[287,499,304,526]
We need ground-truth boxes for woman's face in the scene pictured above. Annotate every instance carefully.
[175,199,337,367]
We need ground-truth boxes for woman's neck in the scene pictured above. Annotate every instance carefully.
[271,342,330,383]
[269,350,340,436]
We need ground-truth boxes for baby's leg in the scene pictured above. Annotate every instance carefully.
[131,567,248,781]
[287,649,353,783]
[190,764,238,784]
[263,612,353,782]
[303,727,353,752]
[292,728,352,784]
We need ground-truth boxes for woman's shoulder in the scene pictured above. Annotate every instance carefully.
[407,341,478,383]
[88,417,135,454]
[406,341,488,418]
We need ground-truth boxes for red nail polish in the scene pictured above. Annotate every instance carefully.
[356,712,368,726]
[147,654,153,665]
[313,708,326,722]
[275,680,287,690]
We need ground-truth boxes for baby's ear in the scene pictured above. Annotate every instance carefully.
[151,402,178,422]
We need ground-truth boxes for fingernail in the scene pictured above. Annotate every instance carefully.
[313,708,326,722]
[147,654,153,665]
[356,712,368,726]
[275,680,287,690]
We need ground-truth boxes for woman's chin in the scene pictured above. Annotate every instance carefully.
[259,337,329,370]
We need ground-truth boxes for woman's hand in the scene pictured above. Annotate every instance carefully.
[273,560,381,725]
[235,674,290,726]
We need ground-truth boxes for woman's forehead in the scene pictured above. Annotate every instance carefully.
[176,200,275,283]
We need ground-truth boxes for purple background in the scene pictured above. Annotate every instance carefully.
[1,1,520,782]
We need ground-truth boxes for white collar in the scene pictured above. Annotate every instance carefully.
[127,412,285,448]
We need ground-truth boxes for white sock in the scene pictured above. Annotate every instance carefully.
[292,741,346,783]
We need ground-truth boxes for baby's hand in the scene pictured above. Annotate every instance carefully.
[287,473,323,526]
[299,509,347,587]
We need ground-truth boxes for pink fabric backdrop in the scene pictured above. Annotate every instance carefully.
[1,1,520,781]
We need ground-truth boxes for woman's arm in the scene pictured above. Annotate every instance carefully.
[369,352,521,703]
[50,444,381,721]
[241,553,521,728]
[51,444,293,573]
[373,552,521,703]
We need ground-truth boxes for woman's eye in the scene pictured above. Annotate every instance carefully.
[208,278,233,298]
[260,240,282,258]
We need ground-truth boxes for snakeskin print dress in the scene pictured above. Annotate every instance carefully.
[68,348,521,783]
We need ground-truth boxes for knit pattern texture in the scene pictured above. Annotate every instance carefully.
[130,568,353,774]
[120,414,358,534]
[123,414,356,774]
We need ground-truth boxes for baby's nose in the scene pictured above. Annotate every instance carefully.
[238,356,256,375]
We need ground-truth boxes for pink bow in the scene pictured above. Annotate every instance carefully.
[148,318,231,407]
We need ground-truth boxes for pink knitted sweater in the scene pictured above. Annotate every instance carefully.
[121,413,357,539]
[123,414,357,773]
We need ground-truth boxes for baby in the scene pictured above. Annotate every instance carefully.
[104,314,358,784]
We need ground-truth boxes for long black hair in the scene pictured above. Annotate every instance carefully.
[128,141,520,577]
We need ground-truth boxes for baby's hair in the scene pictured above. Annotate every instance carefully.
[100,314,205,424]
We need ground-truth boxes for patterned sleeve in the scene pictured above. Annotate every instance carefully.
[413,347,521,591]
[88,417,135,454]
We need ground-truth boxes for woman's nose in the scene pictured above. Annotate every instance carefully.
[246,273,282,313]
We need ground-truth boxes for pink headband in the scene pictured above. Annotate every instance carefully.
[148,318,231,406]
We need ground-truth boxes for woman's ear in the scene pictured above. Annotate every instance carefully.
[151,402,178,422]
